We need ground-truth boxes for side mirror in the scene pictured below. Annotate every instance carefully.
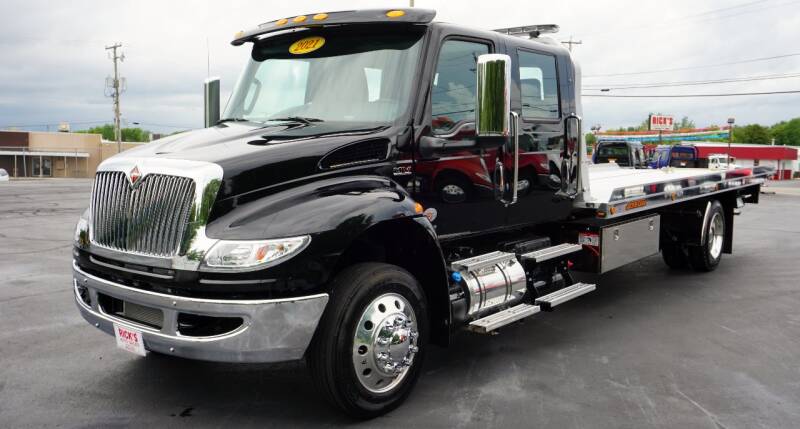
[558,114,582,198]
[476,54,511,142]
[204,77,220,127]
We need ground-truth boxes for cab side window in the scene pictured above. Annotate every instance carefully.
[431,40,490,133]
[518,50,559,120]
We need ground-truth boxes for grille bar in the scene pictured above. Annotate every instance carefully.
[91,171,196,257]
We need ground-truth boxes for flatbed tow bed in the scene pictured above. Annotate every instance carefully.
[583,163,764,219]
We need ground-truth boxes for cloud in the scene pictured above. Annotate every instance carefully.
[1,0,799,132]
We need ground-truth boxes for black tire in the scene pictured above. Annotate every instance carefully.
[688,201,725,272]
[517,169,536,196]
[308,263,429,419]
[661,243,688,269]
[435,172,472,204]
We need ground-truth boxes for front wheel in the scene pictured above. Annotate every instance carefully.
[308,263,428,419]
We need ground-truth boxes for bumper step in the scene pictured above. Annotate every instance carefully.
[535,282,596,311]
[468,304,540,334]
[520,243,582,263]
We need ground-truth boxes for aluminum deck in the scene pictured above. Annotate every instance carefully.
[581,163,765,218]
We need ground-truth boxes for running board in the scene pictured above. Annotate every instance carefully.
[535,282,596,311]
[468,304,540,334]
[520,243,582,263]
[451,251,516,272]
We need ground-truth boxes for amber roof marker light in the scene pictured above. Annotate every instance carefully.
[293,15,307,22]
[275,18,288,26]
[313,13,328,21]
[386,10,406,18]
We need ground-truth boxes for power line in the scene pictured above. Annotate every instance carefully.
[582,90,800,98]
[132,122,194,129]
[0,120,109,129]
[584,71,800,90]
[578,0,786,38]
[584,52,800,78]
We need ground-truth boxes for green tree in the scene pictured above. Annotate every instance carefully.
[733,124,770,144]
[585,132,597,146]
[674,116,695,131]
[771,118,800,146]
[77,124,151,142]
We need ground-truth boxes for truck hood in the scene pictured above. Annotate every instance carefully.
[113,121,396,202]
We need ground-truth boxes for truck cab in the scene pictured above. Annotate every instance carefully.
[649,144,700,168]
[72,8,765,418]
[708,153,738,170]
[593,140,646,168]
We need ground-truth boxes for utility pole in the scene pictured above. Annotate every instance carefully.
[561,35,582,52]
[409,0,414,6]
[105,43,125,153]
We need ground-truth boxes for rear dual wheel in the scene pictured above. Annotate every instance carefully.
[661,200,725,272]
[688,202,725,272]
[308,263,428,419]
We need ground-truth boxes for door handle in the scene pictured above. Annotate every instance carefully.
[498,111,519,207]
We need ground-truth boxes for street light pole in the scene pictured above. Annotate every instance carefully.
[727,117,735,169]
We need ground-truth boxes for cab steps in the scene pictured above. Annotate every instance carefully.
[535,282,596,311]
[520,243,582,263]
[467,282,596,334]
[468,304,540,334]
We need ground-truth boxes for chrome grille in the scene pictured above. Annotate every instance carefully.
[91,171,196,257]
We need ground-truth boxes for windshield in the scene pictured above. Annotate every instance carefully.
[223,28,424,127]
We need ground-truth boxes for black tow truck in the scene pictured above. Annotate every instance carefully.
[72,9,766,418]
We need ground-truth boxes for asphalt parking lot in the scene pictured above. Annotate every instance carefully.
[2,179,800,428]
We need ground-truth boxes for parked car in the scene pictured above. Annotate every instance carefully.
[0,168,9,182]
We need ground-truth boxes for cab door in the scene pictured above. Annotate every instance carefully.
[413,35,507,239]
[504,46,573,228]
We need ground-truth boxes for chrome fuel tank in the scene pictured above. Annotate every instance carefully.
[451,251,527,317]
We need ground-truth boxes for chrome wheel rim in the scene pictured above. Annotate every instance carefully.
[709,212,724,259]
[441,184,466,203]
[352,293,419,394]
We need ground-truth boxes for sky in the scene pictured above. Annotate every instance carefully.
[1,0,799,134]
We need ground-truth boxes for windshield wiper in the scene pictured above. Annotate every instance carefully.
[267,116,324,125]
[217,117,250,124]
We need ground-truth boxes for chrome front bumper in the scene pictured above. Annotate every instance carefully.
[73,262,328,363]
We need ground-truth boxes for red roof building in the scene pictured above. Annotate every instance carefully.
[691,143,799,180]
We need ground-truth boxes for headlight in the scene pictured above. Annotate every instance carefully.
[74,208,90,247]
[202,235,311,271]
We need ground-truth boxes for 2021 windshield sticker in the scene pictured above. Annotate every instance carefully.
[289,36,325,54]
